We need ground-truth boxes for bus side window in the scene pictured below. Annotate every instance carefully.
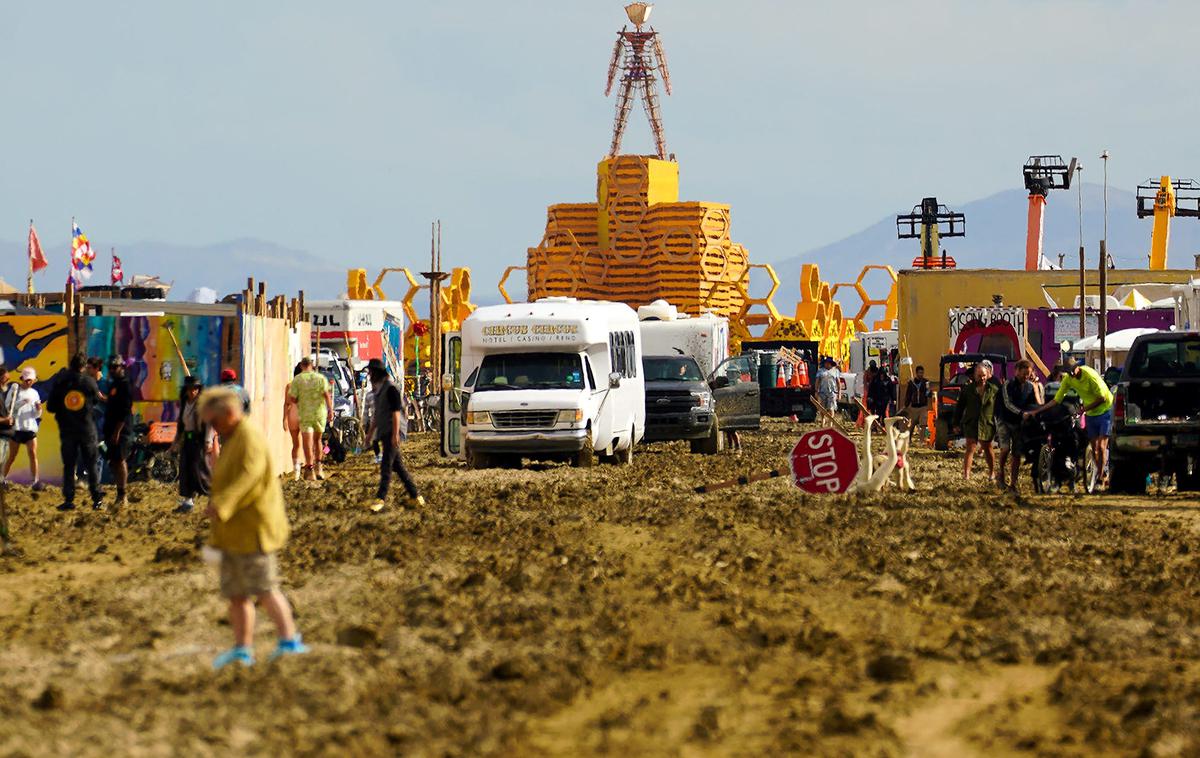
[609,331,638,379]
[627,331,638,377]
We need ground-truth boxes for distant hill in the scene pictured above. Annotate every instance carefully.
[0,237,345,300]
[7,184,1197,310]
[767,184,1200,308]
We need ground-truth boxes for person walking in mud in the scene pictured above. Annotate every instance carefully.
[868,366,894,418]
[995,359,1039,493]
[282,363,303,480]
[200,387,307,669]
[902,365,931,443]
[103,358,134,509]
[815,358,841,415]
[46,353,105,511]
[364,359,424,513]
[2,368,45,491]
[174,376,212,513]
[1027,362,1113,489]
[953,363,998,484]
[80,357,107,485]
[0,365,14,479]
[288,357,332,482]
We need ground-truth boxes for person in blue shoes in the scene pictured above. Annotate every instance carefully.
[200,387,308,669]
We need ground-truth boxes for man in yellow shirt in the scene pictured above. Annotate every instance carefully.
[1027,363,1114,488]
[200,387,308,669]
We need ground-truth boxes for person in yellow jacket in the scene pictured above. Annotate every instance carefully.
[199,387,308,669]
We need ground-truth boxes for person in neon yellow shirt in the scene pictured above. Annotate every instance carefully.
[1027,363,1113,487]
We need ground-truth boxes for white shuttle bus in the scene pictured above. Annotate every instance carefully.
[455,298,645,469]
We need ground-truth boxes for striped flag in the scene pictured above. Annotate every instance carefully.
[28,222,48,273]
[71,220,96,284]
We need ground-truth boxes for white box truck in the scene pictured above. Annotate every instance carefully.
[637,300,729,378]
[455,298,645,469]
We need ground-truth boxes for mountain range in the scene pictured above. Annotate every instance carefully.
[766,184,1200,306]
[0,237,344,301]
[4,183,1196,307]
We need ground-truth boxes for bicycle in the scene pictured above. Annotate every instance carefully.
[128,422,180,484]
[1029,403,1098,494]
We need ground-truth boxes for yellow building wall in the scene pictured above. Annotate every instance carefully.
[898,268,1198,378]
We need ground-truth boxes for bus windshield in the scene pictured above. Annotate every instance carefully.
[475,353,586,391]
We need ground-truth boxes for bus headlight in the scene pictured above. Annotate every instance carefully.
[557,409,585,425]
[466,410,491,426]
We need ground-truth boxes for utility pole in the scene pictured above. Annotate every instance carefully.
[1098,150,1110,370]
[421,221,449,390]
[1076,163,1086,339]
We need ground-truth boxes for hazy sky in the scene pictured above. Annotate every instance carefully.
[4,1,1200,294]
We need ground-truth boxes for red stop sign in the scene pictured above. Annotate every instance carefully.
[790,428,860,494]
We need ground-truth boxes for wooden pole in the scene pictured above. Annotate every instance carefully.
[164,324,192,377]
[695,468,786,494]
[429,221,440,384]
[1078,246,1087,339]
[26,220,34,295]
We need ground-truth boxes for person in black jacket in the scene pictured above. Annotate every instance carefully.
[174,375,212,513]
[364,359,424,513]
[995,359,1042,492]
[46,353,104,511]
[103,357,135,509]
[868,366,895,418]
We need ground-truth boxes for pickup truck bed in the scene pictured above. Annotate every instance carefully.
[1111,332,1200,493]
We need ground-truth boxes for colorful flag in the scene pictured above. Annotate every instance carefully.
[28,222,48,273]
[111,251,124,285]
[71,220,96,283]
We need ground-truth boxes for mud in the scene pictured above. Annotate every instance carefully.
[1,420,1198,756]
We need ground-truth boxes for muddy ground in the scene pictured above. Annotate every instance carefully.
[0,419,1197,757]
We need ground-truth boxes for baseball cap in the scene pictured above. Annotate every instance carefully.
[220,369,238,382]
[19,367,36,382]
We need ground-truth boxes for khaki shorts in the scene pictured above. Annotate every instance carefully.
[995,420,1020,452]
[219,552,279,598]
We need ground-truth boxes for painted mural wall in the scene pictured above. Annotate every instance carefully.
[0,316,69,485]
[0,312,309,485]
[86,315,229,424]
[241,315,311,477]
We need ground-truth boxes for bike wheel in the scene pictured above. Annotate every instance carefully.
[1034,445,1055,494]
[151,453,179,484]
[424,405,441,433]
[337,418,364,453]
[1083,449,1101,494]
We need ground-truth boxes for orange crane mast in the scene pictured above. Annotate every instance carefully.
[1022,155,1077,271]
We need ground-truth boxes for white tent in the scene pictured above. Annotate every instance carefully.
[1072,328,1161,353]
[1074,327,1165,371]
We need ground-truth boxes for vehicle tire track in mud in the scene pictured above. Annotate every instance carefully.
[0,421,1198,755]
[892,664,1059,757]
